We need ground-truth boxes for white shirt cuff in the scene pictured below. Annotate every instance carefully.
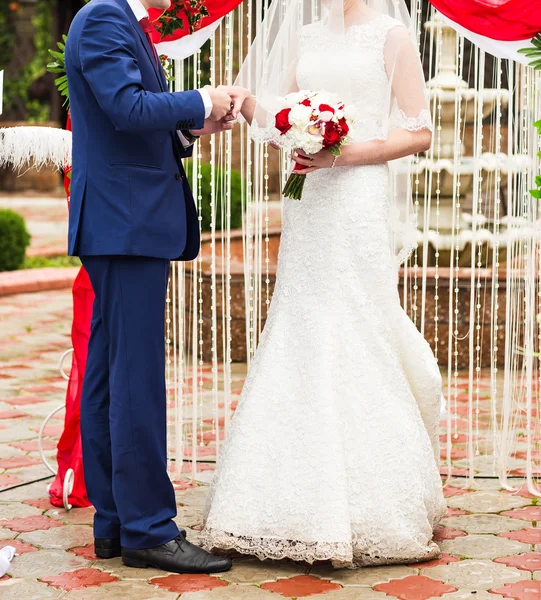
[178,89,212,148]
[177,131,191,148]
[197,88,213,119]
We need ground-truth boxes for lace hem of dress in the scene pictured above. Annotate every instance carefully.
[391,108,433,133]
[200,528,442,569]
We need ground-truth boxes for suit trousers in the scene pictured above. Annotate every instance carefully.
[80,255,179,549]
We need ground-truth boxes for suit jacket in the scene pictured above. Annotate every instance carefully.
[65,0,205,260]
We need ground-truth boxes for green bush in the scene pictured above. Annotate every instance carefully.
[0,209,31,272]
[184,161,244,233]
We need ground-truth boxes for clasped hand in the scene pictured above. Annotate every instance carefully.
[290,149,335,174]
[191,85,252,136]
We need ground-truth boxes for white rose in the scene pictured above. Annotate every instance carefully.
[289,104,313,127]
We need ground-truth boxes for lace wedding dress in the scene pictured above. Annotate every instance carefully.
[201,14,447,568]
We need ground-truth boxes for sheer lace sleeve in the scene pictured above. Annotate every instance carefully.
[381,23,429,266]
[384,25,433,133]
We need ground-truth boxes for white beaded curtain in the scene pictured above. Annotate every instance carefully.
[164,0,541,493]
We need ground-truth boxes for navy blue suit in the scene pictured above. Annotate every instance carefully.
[65,0,205,548]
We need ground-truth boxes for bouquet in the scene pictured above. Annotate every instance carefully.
[272,91,353,200]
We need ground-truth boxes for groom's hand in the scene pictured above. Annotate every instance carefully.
[205,86,233,121]
[190,114,237,136]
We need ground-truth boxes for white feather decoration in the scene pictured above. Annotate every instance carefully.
[0,126,72,171]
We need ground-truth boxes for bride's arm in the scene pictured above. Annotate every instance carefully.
[337,127,431,167]
[342,26,431,166]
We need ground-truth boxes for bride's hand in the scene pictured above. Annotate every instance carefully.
[291,148,335,174]
[217,85,252,119]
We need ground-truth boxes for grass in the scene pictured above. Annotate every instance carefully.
[23,255,81,269]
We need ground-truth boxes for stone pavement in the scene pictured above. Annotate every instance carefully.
[2,289,541,599]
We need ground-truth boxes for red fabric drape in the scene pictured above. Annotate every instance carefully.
[430,0,541,41]
[49,113,94,508]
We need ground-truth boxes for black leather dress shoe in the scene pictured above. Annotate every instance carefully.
[94,537,121,559]
[122,532,232,574]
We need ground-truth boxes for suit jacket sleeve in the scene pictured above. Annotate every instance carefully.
[77,2,205,133]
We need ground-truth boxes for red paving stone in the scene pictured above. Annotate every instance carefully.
[31,424,64,437]
[261,575,341,598]
[440,419,471,430]
[0,267,79,297]
[1,515,65,532]
[409,553,460,568]
[433,526,467,541]
[446,508,469,517]
[0,539,38,554]
[374,575,457,600]
[11,439,57,451]
[443,486,472,498]
[510,468,541,477]
[23,384,63,394]
[440,467,470,477]
[0,410,29,419]
[183,445,217,458]
[502,485,539,500]
[495,553,541,572]
[0,456,41,469]
[501,506,541,521]
[150,574,229,593]
[69,544,98,560]
[491,580,541,599]
[500,529,541,545]
[197,431,226,442]
[23,498,56,510]
[42,568,119,590]
[454,405,489,416]
[0,474,23,488]
[440,447,468,460]
[172,479,200,490]
[180,462,215,474]
[2,395,47,406]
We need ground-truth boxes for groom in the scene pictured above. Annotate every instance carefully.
[65,0,237,574]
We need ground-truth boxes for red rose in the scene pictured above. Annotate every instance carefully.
[300,98,312,106]
[338,117,349,136]
[319,103,335,114]
[275,108,292,135]
[323,121,342,148]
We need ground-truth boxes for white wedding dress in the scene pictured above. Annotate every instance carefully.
[201,14,447,568]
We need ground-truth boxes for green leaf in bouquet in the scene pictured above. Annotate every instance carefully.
[328,145,342,157]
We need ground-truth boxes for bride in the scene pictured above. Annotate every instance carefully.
[200,0,447,568]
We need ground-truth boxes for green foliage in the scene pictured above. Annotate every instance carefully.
[0,1,17,73]
[155,0,210,40]
[521,42,541,200]
[47,35,69,109]
[518,34,541,69]
[184,161,244,233]
[0,210,31,272]
[2,0,54,121]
